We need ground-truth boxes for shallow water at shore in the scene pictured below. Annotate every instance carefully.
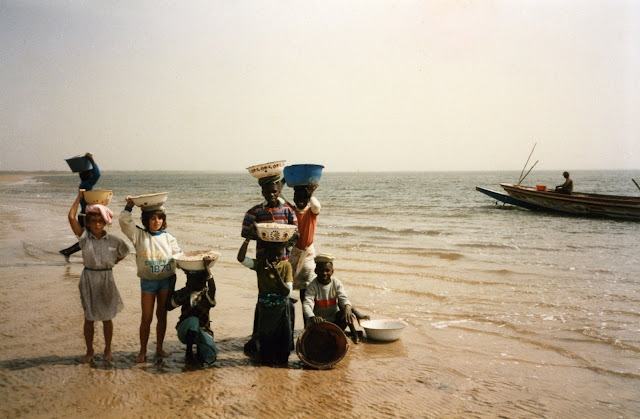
[1,170,639,417]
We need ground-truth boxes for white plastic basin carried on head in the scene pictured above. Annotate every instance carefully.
[130,192,169,208]
[175,250,221,271]
[83,190,113,206]
[246,160,286,179]
[361,319,407,342]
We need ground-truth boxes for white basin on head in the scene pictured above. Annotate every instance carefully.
[83,190,113,206]
[175,250,221,271]
[130,192,169,208]
[246,160,286,179]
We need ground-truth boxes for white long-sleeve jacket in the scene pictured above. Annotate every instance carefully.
[119,208,181,280]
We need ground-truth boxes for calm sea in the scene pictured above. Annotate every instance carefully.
[2,169,639,386]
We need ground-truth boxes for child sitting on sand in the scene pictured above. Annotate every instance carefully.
[120,198,182,363]
[166,257,218,367]
[68,190,129,363]
[303,254,369,343]
[237,230,295,365]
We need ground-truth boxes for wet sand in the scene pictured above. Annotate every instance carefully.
[1,172,638,418]
[6,261,636,418]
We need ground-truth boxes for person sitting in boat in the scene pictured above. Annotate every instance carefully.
[554,171,573,194]
[302,253,369,343]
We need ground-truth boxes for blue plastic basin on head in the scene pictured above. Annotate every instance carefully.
[283,164,324,187]
[65,156,93,173]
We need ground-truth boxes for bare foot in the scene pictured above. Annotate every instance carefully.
[104,351,114,362]
[135,352,147,363]
[80,351,94,363]
[156,348,171,357]
[348,325,361,344]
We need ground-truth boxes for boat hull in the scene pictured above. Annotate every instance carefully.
[499,183,640,220]
[475,186,548,211]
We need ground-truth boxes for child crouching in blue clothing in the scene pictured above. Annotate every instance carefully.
[166,257,218,367]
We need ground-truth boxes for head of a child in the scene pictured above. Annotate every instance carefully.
[314,261,334,285]
[85,212,107,237]
[263,242,285,265]
[260,179,281,208]
[142,209,167,233]
[293,186,311,210]
[184,270,208,292]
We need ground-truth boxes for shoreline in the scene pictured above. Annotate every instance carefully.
[0,173,33,184]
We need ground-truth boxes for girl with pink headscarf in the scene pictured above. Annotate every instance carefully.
[68,190,130,363]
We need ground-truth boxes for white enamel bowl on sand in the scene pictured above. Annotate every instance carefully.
[360,319,407,342]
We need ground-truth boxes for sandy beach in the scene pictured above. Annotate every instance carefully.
[1,172,639,418]
[0,228,422,417]
[2,263,561,419]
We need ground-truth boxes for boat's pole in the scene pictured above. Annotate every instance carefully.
[633,178,640,192]
[519,160,539,185]
[518,142,537,184]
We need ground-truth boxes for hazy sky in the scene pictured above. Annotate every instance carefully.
[1,0,639,172]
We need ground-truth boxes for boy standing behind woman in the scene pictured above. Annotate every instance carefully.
[239,173,297,364]
[285,184,321,325]
[241,175,298,260]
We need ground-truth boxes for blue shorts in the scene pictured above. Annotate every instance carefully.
[140,277,171,293]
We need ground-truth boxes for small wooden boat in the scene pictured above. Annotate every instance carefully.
[478,143,640,220]
[491,183,640,220]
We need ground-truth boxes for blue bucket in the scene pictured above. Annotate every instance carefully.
[283,164,324,187]
[65,155,92,173]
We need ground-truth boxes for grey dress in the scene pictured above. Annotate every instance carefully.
[78,229,130,321]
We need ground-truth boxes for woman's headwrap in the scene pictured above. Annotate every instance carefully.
[85,204,114,225]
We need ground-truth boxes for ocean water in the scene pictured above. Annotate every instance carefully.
[2,169,639,397]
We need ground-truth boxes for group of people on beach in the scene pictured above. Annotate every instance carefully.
[62,153,368,367]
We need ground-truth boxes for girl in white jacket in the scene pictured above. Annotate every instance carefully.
[120,197,182,363]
